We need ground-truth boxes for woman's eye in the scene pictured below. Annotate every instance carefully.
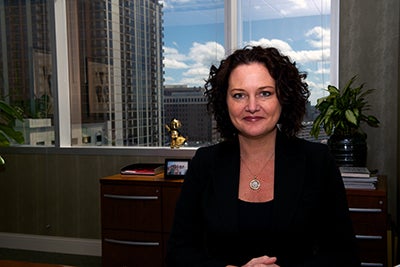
[233,93,246,99]
[259,91,271,97]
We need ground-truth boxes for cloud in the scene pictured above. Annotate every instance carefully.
[183,64,209,77]
[247,37,330,64]
[164,58,189,69]
[188,42,225,65]
[292,49,330,63]
[315,67,330,75]
[306,26,331,49]
[163,41,225,86]
[247,38,293,53]
[243,0,330,20]
[163,46,189,69]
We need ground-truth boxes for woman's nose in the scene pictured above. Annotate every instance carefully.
[245,96,260,113]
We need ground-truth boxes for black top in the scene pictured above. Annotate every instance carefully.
[238,199,274,230]
[238,199,274,261]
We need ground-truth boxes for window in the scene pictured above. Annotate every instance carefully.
[0,0,337,148]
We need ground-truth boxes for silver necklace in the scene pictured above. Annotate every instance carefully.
[241,154,274,190]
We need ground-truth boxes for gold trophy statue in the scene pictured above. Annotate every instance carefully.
[165,118,187,148]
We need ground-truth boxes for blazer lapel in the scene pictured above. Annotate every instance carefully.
[273,132,306,231]
[212,140,241,232]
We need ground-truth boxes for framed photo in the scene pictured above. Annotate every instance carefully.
[164,158,190,179]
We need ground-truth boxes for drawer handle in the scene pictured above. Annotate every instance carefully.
[361,262,383,266]
[355,235,383,240]
[349,208,382,213]
[105,238,160,246]
[104,194,158,200]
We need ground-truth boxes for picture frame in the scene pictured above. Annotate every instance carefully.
[164,158,190,179]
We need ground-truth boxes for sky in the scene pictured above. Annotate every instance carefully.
[159,0,332,105]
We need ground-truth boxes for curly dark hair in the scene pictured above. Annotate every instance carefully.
[204,46,310,139]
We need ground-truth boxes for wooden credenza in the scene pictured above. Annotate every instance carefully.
[346,176,388,267]
[100,174,183,267]
[100,174,388,267]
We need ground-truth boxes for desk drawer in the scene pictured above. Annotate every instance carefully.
[102,229,163,267]
[347,195,385,209]
[101,184,162,231]
[349,210,386,235]
[357,237,386,267]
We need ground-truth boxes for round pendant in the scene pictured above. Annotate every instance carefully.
[249,178,261,190]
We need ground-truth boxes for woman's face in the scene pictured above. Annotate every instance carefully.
[226,62,281,139]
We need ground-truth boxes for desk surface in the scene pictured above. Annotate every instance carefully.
[100,173,184,185]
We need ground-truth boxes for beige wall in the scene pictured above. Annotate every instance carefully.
[0,0,399,239]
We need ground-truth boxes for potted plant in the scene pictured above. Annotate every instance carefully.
[310,75,380,167]
[0,100,24,165]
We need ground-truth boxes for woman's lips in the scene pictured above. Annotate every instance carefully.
[243,116,263,122]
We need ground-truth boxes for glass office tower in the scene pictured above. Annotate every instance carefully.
[69,0,164,146]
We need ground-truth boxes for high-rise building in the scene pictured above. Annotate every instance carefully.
[0,0,52,118]
[71,0,164,146]
[164,85,216,146]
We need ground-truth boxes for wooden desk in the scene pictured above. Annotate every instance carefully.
[100,174,183,267]
[100,174,388,267]
[346,176,388,267]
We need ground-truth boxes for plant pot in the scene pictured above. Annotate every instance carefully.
[327,133,367,167]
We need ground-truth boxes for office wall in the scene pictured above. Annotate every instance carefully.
[0,0,399,240]
[339,0,400,222]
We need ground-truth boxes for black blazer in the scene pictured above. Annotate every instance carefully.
[166,131,360,267]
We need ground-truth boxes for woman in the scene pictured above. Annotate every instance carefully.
[166,46,360,267]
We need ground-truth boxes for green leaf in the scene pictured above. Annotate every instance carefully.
[366,115,380,127]
[352,108,360,119]
[0,100,25,147]
[324,122,333,136]
[0,100,24,121]
[315,96,328,107]
[310,115,323,138]
[345,109,357,126]
[0,125,24,143]
[327,85,339,95]
[0,131,11,146]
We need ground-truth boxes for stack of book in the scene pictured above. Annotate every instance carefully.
[120,163,164,176]
[339,166,378,190]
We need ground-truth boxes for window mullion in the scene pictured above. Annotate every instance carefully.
[53,0,71,147]
[331,0,340,86]
[224,0,239,54]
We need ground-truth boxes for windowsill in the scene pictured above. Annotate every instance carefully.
[0,145,198,158]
